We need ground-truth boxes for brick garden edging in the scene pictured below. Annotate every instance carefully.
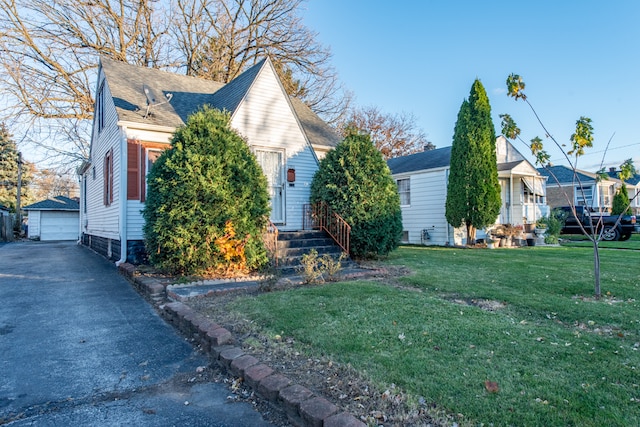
[118,263,365,427]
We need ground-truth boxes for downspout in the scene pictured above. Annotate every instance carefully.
[509,172,514,224]
[116,126,128,266]
[445,168,451,245]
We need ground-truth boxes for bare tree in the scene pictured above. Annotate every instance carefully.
[0,0,172,165]
[0,0,349,167]
[338,105,433,160]
[30,168,80,200]
[185,0,350,121]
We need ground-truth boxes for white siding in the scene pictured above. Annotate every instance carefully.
[83,68,122,240]
[394,168,452,246]
[27,210,40,239]
[127,200,146,240]
[231,62,317,231]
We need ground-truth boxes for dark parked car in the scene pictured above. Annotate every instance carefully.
[555,206,637,241]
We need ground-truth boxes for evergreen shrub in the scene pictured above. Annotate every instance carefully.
[310,129,402,258]
[142,107,270,275]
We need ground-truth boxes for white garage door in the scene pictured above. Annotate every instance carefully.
[40,211,79,241]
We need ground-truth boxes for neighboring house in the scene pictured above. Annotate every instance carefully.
[0,204,12,242]
[606,167,640,215]
[23,196,80,241]
[80,57,340,264]
[387,136,548,246]
[538,165,621,213]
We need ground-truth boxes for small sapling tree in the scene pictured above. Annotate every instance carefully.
[501,74,638,298]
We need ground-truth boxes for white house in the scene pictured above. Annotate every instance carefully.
[23,196,80,241]
[79,57,339,263]
[606,167,640,215]
[387,136,548,246]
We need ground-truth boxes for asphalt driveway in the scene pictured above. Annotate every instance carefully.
[0,241,278,426]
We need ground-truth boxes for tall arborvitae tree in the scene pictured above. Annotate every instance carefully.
[0,123,32,211]
[445,79,501,244]
[611,184,631,216]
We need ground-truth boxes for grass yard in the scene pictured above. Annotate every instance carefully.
[561,233,640,250]
[225,245,640,426]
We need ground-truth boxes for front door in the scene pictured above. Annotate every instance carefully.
[255,149,285,224]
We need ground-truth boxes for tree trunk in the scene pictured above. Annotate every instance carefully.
[592,240,601,299]
[466,223,476,246]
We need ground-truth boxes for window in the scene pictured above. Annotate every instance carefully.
[104,149,113,206]
[396,178,410,206]
[96,82,105,133]
[576,186,593,207]
[601,185,614,207]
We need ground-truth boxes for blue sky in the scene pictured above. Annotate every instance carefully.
[302,1,640,171]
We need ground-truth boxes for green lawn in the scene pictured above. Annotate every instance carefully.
[227,245,640,426]
[561,233,640,250]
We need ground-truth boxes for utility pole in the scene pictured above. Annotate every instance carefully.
[16,151,22,236]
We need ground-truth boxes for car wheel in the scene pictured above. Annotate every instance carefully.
[602,226,621,241]
[620,233,631,241]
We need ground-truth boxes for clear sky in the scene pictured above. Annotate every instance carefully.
[302,0,640,172]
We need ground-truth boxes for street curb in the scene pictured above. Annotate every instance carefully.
[118,263,366,427]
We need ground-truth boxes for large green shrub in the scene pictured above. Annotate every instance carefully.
[142,106,270,275]
[310,129,402,258]
[611,183,631,216]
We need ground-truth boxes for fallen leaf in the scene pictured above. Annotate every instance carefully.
[485,380,499,393]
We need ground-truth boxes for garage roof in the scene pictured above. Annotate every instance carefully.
[23,196,79,211]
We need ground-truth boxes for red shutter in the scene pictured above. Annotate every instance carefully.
[127,140,141,200]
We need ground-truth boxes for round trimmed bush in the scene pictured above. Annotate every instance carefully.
[310,129,402,258]
[142,107,270,275]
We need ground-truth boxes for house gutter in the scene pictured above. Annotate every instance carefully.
[116,126,128,266]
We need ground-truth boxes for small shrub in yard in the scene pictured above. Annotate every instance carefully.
[542,209,566,244]
[298,249,345,284]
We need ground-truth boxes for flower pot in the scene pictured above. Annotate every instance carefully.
[526,238,536,246]
[524,223,536,233]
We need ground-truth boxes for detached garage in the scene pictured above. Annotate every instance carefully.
[24,196,79,241]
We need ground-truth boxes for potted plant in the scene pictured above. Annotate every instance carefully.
[513,224,525,247]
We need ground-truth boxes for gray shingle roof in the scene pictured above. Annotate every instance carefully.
[607,170,640,185]
[387,147,452,175]
[208,59,265,114]
[537,165,596,184]
[101,57,223,128]
[23,196,79,211]
[289,97,340,149]
[100,57,339,149]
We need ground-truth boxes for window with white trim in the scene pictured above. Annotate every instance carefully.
[396,178,410,206]
[576,186,593,207]
[96,82,105,133]
[104,149,113,206]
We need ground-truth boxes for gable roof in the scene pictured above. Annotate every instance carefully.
[99,57,339,149]
[606,170,640,186]
[23,196,79,211]
[537,165,598,185]
[387,146,452,175]
[101,57,223,128]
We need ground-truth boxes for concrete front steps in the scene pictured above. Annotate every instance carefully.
[275,230,353,274]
